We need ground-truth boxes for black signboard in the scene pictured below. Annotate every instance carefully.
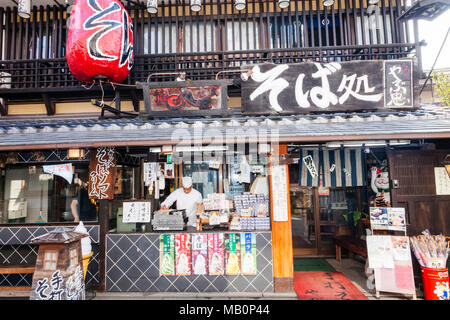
[137,80,231,117]
[241,59,418,115]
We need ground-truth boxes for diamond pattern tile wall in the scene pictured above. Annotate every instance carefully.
[106,233,274,293]
[0,244,100,288]
[0,226,99,245]
[0,226,100,289]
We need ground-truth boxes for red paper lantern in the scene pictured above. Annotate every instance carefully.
[66,0,134,83]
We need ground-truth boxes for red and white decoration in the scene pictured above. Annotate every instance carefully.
[66,0,134,83]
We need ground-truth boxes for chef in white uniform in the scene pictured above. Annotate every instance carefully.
[160,176,203,228]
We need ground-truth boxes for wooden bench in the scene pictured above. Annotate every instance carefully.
[333,236,367,263]
[0,264,35,297]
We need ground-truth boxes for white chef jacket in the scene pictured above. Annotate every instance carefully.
[160,188,203,227]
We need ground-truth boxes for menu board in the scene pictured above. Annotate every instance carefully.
[225,233,241,275]
[241,232,257,275]
[370,207,406,231]
[270,164,289,222]
[159,234,175,276]
[175,234,191,276]
[191,234,208,275]
[435,167,450,195]
[208,233,225,275]
[122,201,151,223]
[367,235,415,295]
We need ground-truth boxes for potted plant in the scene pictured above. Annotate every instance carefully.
[342,209,369,238]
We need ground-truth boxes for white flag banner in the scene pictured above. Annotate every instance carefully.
[43,163,73,184]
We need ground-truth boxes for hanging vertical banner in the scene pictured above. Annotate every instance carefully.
[241,233,257,275]
[175,234,191,276]
[270,163,289,222]
[303,155,318,178]
[225,233,241,275]
[191,234,208,275]
[43,163,73,184]
[208,233,224,276]
[159,234,175,276]
[143,162,158,187]
[88,147,117,199]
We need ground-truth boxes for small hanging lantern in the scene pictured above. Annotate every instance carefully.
[278,0,289,9]
[322,0,335,6]
[147,0,158,14]
[18,0,31,19]
[234,0,246,10]
[190,0,201,12]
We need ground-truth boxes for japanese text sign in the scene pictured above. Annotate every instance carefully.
[88,147,117,200]
[241,59,417,114]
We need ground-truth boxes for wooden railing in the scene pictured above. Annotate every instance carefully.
[0,43,417,93]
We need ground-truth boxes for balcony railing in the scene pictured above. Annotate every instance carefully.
[0,43,417,94]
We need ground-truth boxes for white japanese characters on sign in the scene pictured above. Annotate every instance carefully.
[123,201,152,223]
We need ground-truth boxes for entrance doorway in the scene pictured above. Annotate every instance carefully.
[290,185,362,257]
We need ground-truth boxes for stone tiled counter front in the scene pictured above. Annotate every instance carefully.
[106,232,273,293]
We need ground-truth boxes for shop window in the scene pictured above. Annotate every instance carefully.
[43,250,58,271]
[182,162,220,199]
[0,164,98,225]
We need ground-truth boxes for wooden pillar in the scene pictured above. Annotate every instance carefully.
[313,187,321,255]
[97,199,110,292]
[269,144,294,292]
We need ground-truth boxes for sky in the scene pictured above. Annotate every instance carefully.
[416,8,450,72]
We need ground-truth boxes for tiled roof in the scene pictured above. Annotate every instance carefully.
[0,105,449,148]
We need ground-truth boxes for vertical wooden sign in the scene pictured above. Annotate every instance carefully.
[88,147,117,200]
[269,144,294,292]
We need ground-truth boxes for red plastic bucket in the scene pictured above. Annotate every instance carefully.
[420,266,449,300]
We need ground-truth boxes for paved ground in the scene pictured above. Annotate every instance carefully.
[326,258,422,300]
[90,258,422,300]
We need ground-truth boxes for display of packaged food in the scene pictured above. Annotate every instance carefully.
[208,233,224,275]
[241,232,257,275]
[159,234,175,276]
[192,234,208,275]
[175,234,191,276]
[225,233,241,275]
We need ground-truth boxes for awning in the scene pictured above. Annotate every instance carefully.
[298,148,366,187]
[0,105,449,150]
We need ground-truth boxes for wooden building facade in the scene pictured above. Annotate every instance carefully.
[0,0,449,296]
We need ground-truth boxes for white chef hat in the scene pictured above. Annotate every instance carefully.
[182,176,193,188]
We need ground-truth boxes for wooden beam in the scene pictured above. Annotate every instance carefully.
[0,98,8,116]
[129,89,140,112]
[41,93,55,115]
